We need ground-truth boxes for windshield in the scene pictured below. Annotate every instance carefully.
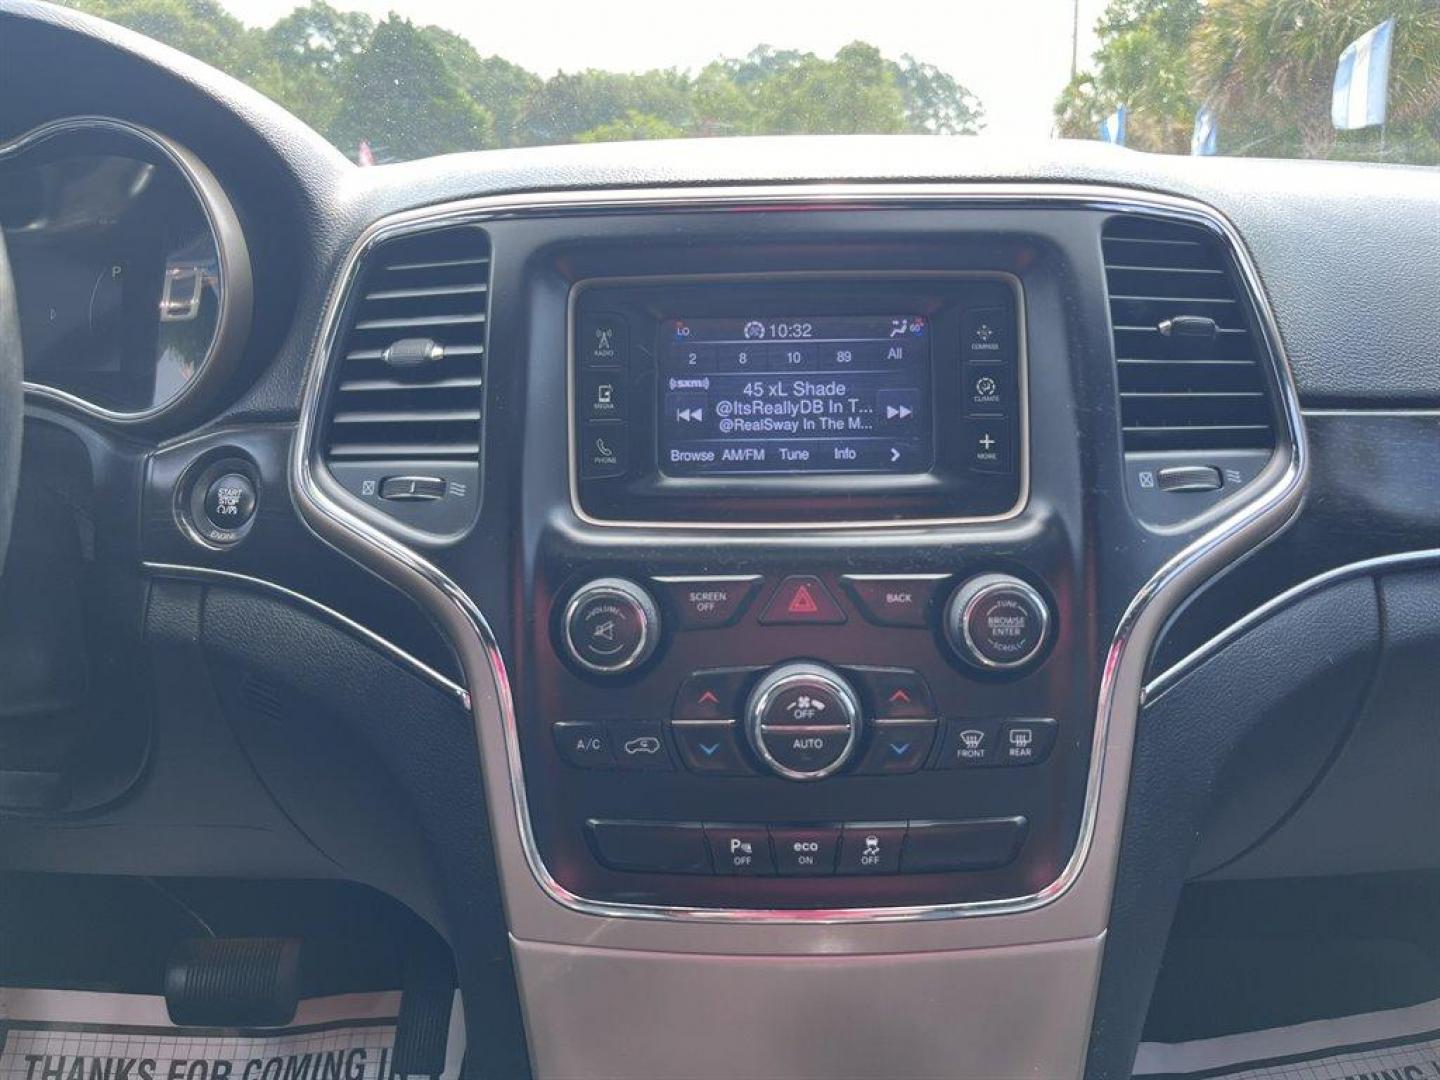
[62,0,1440,166]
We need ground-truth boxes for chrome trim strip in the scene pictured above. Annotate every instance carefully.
[289,182,1308,924]
[567,270,1029,529]
[142,561,470,709]
[6,117,253,427]
[1143,548,1440,702]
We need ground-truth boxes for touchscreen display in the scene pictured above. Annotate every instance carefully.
[658,314,933,477]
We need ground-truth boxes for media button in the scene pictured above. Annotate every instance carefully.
[961,308,1012,362]
[758,575,847,626]
[578,314,628,368]
[580,370,626,420]
[580,422,627,478]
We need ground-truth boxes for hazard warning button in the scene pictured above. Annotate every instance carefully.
[758,575,847,626]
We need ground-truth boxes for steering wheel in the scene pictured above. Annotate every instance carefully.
[0,229,22,578]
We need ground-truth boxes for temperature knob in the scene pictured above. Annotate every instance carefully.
[560,578,661,676]
[745,662,862,780]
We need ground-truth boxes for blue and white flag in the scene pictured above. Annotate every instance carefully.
[1099,106,1127,146]
[1191,104,1218,155]
[1331,18,1396,130]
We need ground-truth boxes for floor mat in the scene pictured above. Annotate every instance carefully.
[0,989,463,1080]
[1134,994,1440,1079]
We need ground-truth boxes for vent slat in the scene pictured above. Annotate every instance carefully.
[1104,216,1275,454]
[322,225,490,467]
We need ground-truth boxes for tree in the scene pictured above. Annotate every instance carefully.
[1191,0,1440,161]
[577,111,685,144]
[420,26,542,148]
[893,55,984,134]
[255,1,373,133]
[1055,0,1203,152]
[516,68,693,146]
[752,42,909,135]
[327,15,495,161]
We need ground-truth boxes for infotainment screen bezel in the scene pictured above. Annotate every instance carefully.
[569,272,1028,528]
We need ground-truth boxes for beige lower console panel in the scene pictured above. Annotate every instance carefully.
[514,934,1103,1080]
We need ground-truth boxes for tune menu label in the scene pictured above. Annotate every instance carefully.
[657,314,934,477]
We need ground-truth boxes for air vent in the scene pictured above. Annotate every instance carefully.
[1103,216,1275,453]
[323,225,489,464]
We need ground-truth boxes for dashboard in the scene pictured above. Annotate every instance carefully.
[2,4,1440,1080]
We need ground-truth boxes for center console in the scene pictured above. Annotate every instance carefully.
[521,229,1094,913]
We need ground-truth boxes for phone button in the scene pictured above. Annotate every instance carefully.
[581,421,627,478]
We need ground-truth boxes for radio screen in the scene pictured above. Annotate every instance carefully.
[658,314,933,477]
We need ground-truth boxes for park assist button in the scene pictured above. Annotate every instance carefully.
[705,825,774,875]
[842,575,945,628]
[758,575,846,625]
[654,575,762,630]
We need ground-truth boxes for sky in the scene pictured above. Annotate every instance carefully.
[224,0,1109,140]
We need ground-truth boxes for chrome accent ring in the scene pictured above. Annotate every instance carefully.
[7,117,253,427]
[560,577,660,675]
[746,662,862,781]
[955,576,1051,671]
[290,182,1309,925]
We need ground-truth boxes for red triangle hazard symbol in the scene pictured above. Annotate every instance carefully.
[787,584,821,615]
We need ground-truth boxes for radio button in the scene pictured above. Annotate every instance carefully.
[673,722,754,776]
[855,722,936,775]
[838,824,906,874]
[758,576,847,626]
[771,827,840,876]
[934,719,1002,768]
[841,575,945,628]
[654,575,762,630]
[998,718,1058,765]
[578,314,628,368]
[553,721,613,769]
[705,825,774,875]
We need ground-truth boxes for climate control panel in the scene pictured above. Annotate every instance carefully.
[528,563,1078,910]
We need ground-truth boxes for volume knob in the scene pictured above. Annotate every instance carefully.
[560,577,661,675]
[745,662,862,781]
